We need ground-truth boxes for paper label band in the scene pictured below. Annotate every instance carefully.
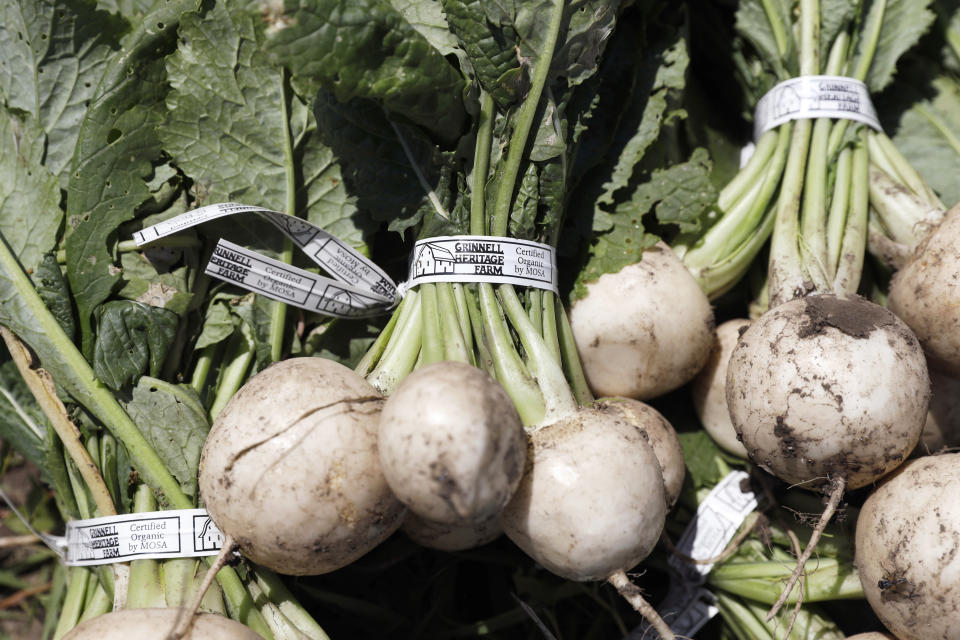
[135,203,398,317]
[753,75,882,139]
[206,239,395,319]
[668,469,758,582]
[407,236,558,293]
[135,205,560,315]
[62,509,225,566]
[631,470,757,637]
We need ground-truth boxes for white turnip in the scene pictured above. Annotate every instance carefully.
[62,608,263,639]
[691,318,751,458]
[725,293,930,620]
[377,361,525,524]
[727,294,929,492]
[498,405,673,635]
[569,242,715,400]
[499,407,666,582]
[198,357,405,575]
[887,205,960,376]
[855,453,960,640]
[594,397,685,508]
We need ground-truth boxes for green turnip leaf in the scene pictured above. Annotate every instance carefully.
[92,300,178,390]
[125,378,209,500]
[0,111,61,277]
[265,0,467,145]
[0,0,124,186]
[854,0,936,91]
[64,0,201,357]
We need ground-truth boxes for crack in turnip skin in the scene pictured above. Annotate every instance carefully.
[222,396,384,479]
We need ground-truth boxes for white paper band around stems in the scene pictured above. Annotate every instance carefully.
[21,509,228,567]
[406,235,558,293]
[753,75,883,140]
[135,205,559,318]
[631,470,758,637]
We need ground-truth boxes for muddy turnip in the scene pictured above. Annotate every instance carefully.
[855,453,960,640]
[888,205,960,376]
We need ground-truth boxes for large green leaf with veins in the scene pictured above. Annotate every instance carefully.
[265,0,467,145]
[0,111,61,276]
[64,0,201,357]
[0,0,124,186]
[125,378,209,500]
[162,2,369,248]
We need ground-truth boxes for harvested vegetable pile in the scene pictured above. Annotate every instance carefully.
[0,0,959,638]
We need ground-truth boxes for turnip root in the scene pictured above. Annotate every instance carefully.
[377,361,525,524]
[401,511,502,551]
[888,205,960,376]
[691,318,751,458]
[844,634,895,639]
[569,242,715,400]
[499,406,673,636]
[726,294,930,620]
[500,407,666,582]
[62,608,263,639]
[915,369,960,455]
[855,453,960,640]
[727,294,929,491]
[594,397,685,508]
[198,357,405,575]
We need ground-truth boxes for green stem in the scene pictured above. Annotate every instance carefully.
[419,284,444,366]
[490,0,565,237]
[760,0,792,59]
[471,93,495,236]
[208,322,255,421]
[437,283,471,364]
[833,132,870,294]
[462,285,495,374]
[52,568,89,640]
[799,117,831,292]
[498,285,576,424]
[555,304,593,406]
[451,283,474,359]
[367,289,422,393]
[126,485,167,609]
[478,283,545,425]
[715,592,774,640]
[852,0,886,83]
[354,297,405,377]
[540,293,560,363]
[267,67,299,364]
[190,343,218,396]
[825,146,853,276]
[251,568,331,640]
[768,117,813,306]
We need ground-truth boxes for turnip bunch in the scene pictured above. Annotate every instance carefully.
[688,0,939,625]
[259,0,705,635]
[675,0,943,308]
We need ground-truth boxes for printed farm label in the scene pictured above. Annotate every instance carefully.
[754,75,882,139]
[63,509,225,566]
[407,236,558,292]
[135,203,398,317]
